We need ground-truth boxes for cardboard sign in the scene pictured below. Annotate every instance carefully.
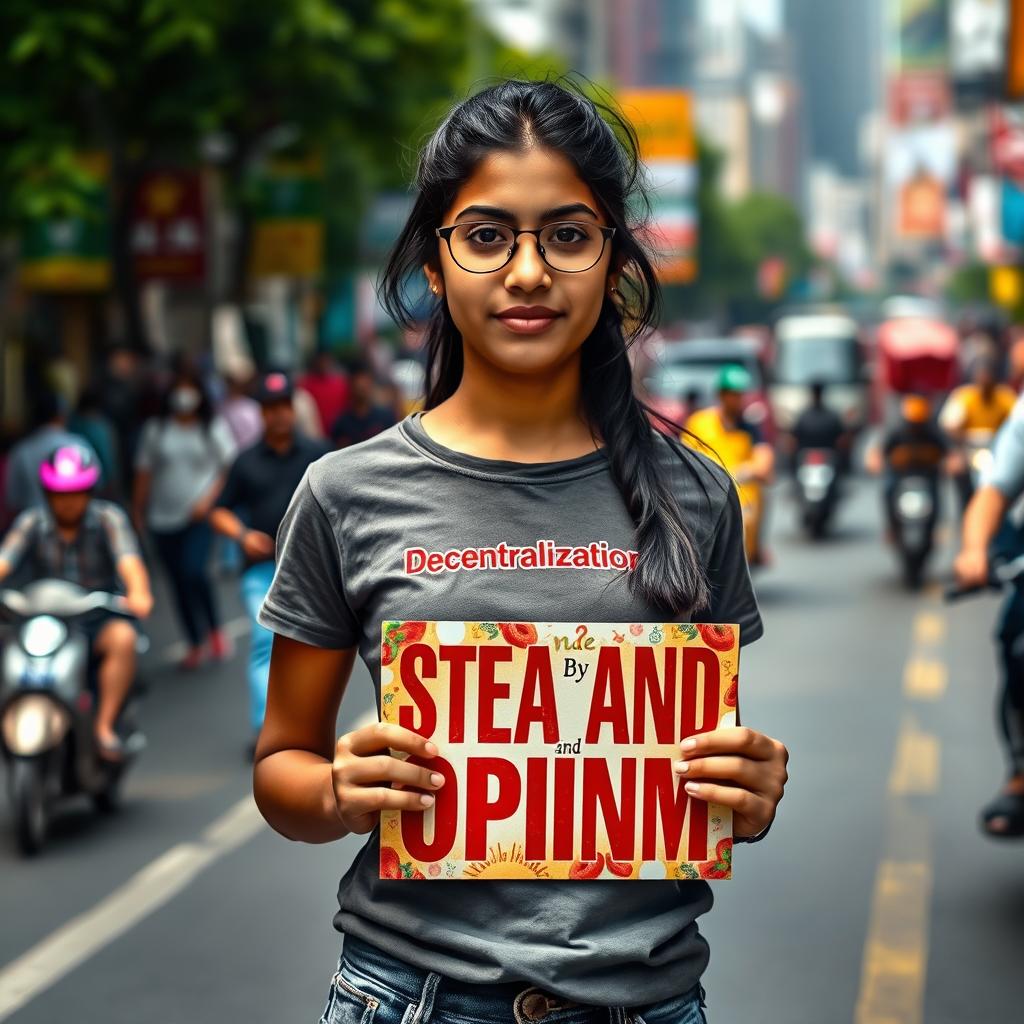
[378,621,739,882]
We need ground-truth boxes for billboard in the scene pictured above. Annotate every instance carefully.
[19,154,111,292]
[130,169,206,283]
[379,619,741,881]
[248,154,325,278]
[890,0,951,72]
[1009,0,1024,98]
[887,123,957,240]
[950,0,1010,99]
[619,90,699,284]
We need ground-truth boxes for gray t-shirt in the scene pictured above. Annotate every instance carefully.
[134,416,236,532]
[258,411,763,1005]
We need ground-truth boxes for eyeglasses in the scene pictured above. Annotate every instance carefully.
[435,221,616,274]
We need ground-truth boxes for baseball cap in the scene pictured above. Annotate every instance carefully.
[715,364,754,393]
[254,371,293,404]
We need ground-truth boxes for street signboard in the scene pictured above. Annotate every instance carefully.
[378,619,739,881]
[619,90,699,284]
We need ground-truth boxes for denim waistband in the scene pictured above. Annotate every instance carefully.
[339,934,627,1023]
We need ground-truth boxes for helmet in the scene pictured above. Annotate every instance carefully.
[716,363,754,393]
[39,443,100,493]
[901,394,932,424]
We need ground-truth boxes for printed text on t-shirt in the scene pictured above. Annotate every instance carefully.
[404,539,639,575]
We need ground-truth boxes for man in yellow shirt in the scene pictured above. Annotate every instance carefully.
[684,364,775,565]
[940,358,1017,510]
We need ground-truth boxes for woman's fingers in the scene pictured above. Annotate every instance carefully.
[342,721,438,759]
[343,754,446,792]
[680,726,784,763]
[341,784,438,815]
[679,780,769,817]
[673,755,761,789]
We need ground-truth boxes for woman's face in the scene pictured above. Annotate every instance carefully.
[424,146,617,379]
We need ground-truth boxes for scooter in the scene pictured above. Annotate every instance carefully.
[0,579,148,855]
[890,475,937,590]
[794,448,840,539]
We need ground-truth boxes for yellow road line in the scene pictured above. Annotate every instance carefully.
[888,717,940,796]
[855,859,933,1024]
[902,658,947,701]
[912,612,945,647]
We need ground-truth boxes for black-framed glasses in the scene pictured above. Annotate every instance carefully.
[435,221,616,274]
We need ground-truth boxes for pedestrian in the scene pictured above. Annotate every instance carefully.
[4,389,101,514]
[209,371,328,759]
[329,360,397,449]
[69,387,122,502]
[252,80,787,1023]
[297,349,349,437]
[131,369,236,670]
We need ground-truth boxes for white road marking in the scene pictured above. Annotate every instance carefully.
[0,796,264,1020]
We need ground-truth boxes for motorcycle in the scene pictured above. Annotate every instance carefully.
[0,580,148,855]
[794,448,840,539]
[890,476,937,590]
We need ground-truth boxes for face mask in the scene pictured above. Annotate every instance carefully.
[169,387,201,415]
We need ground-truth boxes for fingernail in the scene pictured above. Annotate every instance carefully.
[684,782,701,796]
[424,741,438,756]
[420,794,435,806]
[430,773,444,787]
[674,760,689,774]
[681,738,696,751]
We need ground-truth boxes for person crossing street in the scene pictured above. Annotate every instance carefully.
[209,372,328,759]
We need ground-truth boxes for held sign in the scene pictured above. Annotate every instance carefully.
[378,621,740,882]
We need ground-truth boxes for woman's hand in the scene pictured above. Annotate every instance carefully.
[673,727,788,840]
[330,722,446,836]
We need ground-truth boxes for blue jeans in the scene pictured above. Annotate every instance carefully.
[239,560,276,733]
[319,935,708,1024]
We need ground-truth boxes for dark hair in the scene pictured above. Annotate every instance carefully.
[381,78,717,616]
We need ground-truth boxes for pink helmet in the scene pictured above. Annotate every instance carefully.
[39,443,100,493]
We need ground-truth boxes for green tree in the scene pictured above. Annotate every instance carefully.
[1,0,471,345]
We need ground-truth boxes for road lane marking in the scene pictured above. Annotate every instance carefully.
[125,771,231,801]
[0,796,263,1020]
[888,717,940,796]
[912,612,945,647]
[902,658,947,701]
[855,859,933,1024]
[855,598,946,1023]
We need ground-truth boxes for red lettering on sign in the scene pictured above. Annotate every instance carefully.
[401,754,458,861]
[438,645,475,742]
[584,646,630,743]
[580,758,637,862]
[465,757,521,860]
[513,646,559,743]
[680,647,721,739]
[477,646,513,743]
[397,643,437,738]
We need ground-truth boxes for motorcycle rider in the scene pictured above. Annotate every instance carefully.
[786,380,850,471]
[684,364,775,564]
[954,394,1024,836]
[866,394,948,535]
[0,443,153,760]
[939,357,1016,512]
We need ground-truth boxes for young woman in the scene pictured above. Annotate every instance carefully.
[132,368,236,670]
[254,79,789,1024]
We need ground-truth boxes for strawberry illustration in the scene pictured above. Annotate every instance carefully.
[497,622,538,648]
[698,838,732,880]
[724,676,738,708]
[381,620,427,666]
[568,852,605,880]
[604,855,634,878]
[696,624,735,653]
[380,845,402,879]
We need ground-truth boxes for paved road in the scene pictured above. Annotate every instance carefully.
[0,479,1020,1023]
